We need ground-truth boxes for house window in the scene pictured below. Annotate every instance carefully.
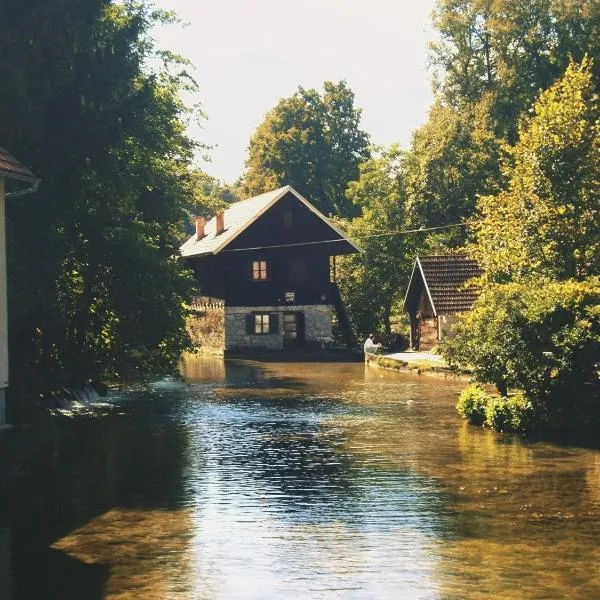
[255,313,270,334]
[246,312,279,336]
[285,291,295,303]
[252,260,268,281]
[283,211,293,228]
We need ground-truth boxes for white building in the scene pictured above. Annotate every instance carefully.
[0,148,39,427]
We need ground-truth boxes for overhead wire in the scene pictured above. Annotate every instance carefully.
[220,220,472,253]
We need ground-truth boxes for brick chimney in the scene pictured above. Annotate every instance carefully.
[195,216,206,240]
[216,211,225,235]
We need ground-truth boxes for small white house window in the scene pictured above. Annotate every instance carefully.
[255,313,270,334]
[285,291,295,303]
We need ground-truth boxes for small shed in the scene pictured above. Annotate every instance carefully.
[403,254,481,351]
[0,147,39,427]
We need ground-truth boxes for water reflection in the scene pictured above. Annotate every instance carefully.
[3,356,600,599]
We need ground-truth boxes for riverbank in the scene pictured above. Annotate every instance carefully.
[365,350,464,377]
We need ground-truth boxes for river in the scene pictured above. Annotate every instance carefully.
[1,356,599,599]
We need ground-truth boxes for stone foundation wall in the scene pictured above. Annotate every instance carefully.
[186,305,225,355]
[224,305,333,351]
[303,305,333,343]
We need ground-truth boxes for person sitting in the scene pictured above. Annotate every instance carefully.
[363,334,382,354]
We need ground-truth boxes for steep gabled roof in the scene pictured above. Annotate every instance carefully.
[0,147,38,183]
[403,254,482,315]
[179,185,361,258]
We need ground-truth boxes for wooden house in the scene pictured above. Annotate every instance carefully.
[0,148,40,427]
[403,255,481,351]
[180,185,360,353]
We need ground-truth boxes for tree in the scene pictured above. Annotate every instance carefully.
[442,278,600,431]
[242,81,370,217]
[431,0,600,140]
[336,146,413,337]
[403,97,503,240]
[470,58,600,282]
[0,0,204,399]
[442,59,600,435]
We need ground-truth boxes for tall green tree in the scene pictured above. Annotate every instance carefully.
[403,97,503,237]
[431,0,600,140]
[442,59,600,433]
[242,81,370,217]
[0,0,203,397]
[403,0,599,247]
[470,58,599,282]
[336,146,413,337]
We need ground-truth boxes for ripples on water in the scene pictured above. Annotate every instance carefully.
[2,357,600,599]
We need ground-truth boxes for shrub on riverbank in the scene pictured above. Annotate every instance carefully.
[484,393,533,433]
[457,385,534,433]
[186,306,225,356]
[456,384,489,425]
[444,278,600,434]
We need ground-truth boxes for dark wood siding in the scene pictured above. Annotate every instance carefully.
[211,246,332,306]
[189,191,349,307]
[226,191,355,255]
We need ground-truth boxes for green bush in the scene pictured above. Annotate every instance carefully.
[456,384,490,425]
[442,278,600,433]
[484,392,533,433]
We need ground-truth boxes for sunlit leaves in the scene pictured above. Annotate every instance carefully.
[471,58,599,281]
[242,81,370,217]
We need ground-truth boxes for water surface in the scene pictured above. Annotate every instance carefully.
[2,357,599,599]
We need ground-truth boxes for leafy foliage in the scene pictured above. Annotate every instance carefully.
[431,0,600,140]
[471,58,600,281]
[401,0,600,249]
[403,98,503,240]
[443,278,600,430]
[242,81,370,217]
[335,147,413,336]
[0,0,203,395]
[484,393,533,433]
[456,384,490,425]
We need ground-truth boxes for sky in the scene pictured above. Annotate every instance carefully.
[153,0,438,184]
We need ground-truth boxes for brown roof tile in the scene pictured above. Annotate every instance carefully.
[418,254,482,313]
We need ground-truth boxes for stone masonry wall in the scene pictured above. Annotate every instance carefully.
[224,305,332,351]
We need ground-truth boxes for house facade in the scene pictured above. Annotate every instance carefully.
[403,254,481,351]
[0,148,39,427]
[180,185,360,352]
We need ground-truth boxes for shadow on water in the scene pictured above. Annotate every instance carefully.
[1,385,193,600]
[1,355,599,599]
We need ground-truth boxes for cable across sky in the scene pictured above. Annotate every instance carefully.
[220,221,471,253]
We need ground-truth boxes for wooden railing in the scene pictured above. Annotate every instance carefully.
[189,297,225,311]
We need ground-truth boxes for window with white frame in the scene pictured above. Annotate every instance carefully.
[254,313,270,334]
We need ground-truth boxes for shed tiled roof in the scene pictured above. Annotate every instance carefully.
[0,147,38,182]
[179,185,360,258]
[403,254,482,315]
[419,254,482,313]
